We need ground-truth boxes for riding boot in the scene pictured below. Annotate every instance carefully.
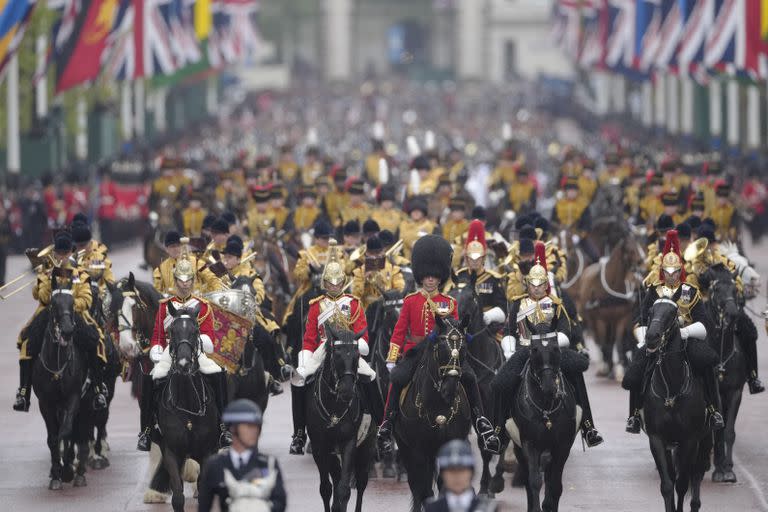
[86,349,108,411]
[267,373,284,396]
[205,373,232,447]
[13,359,33,412]
[742,334,764,394]
[361,380,385,426]
[625,388,643,434]
[377,383,402,455]
[462,373,500,454]
[703,371,725,431]
[568,371,604,447]
[290,384,307,455]
[137,374,155,451]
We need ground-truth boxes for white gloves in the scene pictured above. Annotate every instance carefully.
[556,332,570,348]
[680,322,707,340]
[572,234,581,244]
[200,334,214,354]
[150,345,163,363]
[386,362,395,371]
[357,338,369,356]
[298,350,313,368]
[501,336,516,360]
[483,307,506,326]
[633,326,647,348]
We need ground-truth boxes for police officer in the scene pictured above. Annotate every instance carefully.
[424,440,497,512]
[198,399,287,512]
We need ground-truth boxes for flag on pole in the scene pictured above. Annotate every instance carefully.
[0,0,37,76]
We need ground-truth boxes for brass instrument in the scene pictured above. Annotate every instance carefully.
[0,246,54,300]
[384,239,404,258]
[349,245,366,264]
[684,237,708,263]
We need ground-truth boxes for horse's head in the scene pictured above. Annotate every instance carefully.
[700,264,739,322]
[50,288,75,345]
[645,296,681,353]
[621,233,645,272]
[167,301,201,375]
[114,272,152,357]
[452,279,482,330]
[431,315,468,404]
[324,324,362,402]
[528,324,562,400]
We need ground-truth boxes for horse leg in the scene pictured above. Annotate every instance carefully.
[521,441,543,512]
[353,436,374,512]
[541,444,569,512]
[712,426,726,482]
[512,442,528,488]
[41,402,63,490]
[674,441,696,512]
[722,389,742,482]
[594,321,611,377]
[690,434,711,512]
[649,435,675,512]
[73,410,90,487]
[161,448,185,512]
[333,439,356,512]
[489,438,510,494]
[312,449,333,512]
[478,447,493,497]
[403,447,433,512]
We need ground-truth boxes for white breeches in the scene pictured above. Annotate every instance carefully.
[151,346,222,380]
[293,341,376,387]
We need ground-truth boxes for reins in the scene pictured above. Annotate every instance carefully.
[314,340,360,428]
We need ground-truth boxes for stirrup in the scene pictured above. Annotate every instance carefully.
[582,427,604,447]
[708,409,725,431]
[137,428,151,452]
[269,379,284,396]
[289,430,306,455]
[13,388,30,412]
[625,415,642,434]
[219,424,233,448]
[748,378,765,395]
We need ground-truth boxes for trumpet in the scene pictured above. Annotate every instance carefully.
[0,246,54,300]
[385,239,404,258]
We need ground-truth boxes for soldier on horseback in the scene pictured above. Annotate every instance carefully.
[144,252,232,450]
[551,176,599,261]
[288,242,378,455]
[494,241,604,447]
[153,231,222,296]
[350,234,406,310]
[377,235,501,455]
[14,231,108,412]
[625,230,725,433]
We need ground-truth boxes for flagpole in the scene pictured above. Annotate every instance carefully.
[155,87,167,133]
[654,72,666,131]
[121,81,133,141]
[666,74,679,134]
[134,79,145,139]
[680,76,694,136]
[75,93,88,160]
[746,84,760,149]
[6,54,21,176]
[36,35,48,119]
[611,74,626,114]
[726,79,739,148]
[709,80,722,145]
[641,81,653,127]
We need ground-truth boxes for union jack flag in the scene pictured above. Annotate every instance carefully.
[634,0,662,72]
[678,0,715,75]
[654,0,684,69]
[604,0,636,71]
[704,0,747,72]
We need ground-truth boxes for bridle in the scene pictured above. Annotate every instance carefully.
[707,277,738,379]
[647,298,691,408]
[40,290,75,381]
[116,287,151,350]
[314,339,360,428]
[434,325,464,382]
[164,314,208,417]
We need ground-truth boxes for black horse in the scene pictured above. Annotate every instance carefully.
[30,288,90,490]
[156,302,220,512]
[700,265,746,483]
[394,315,472,511]
[306,325,375,512]
[228,322,271,412]
[448,275,504,497]
[503,327,580,512]
[642,296,712,512]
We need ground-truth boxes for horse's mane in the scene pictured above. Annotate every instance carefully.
[134,279,162,308]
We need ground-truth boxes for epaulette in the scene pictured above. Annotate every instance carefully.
[484,268,503,279]
[456,267,468,274]
[511,293,529,301]
[404,291,422,300]
[309,295,325,305]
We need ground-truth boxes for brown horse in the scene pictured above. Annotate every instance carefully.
[576,232,644,381]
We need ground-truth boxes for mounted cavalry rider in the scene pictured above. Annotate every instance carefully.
[446,220,507,336]
[288,242,377,455]
[493,241,603,447]
[624,230,725,433]
[145,251,232,450]
[377,235,501,455]
[14,231,109,412]
[424,439,498,512]
[551,176,598,261]
[153,230,222,296]
[351,234,406,310]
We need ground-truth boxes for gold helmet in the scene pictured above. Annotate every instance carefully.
[465,220,486,262]
[173,244,196,283]
[525,241,549,288]
[661,251,683,275]
[321,240,346,293]
[659,230,685,281]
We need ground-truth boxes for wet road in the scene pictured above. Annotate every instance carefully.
[1,239,767,511]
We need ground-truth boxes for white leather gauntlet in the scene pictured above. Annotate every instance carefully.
[150,345,163,363]
[633,326,647,348]
[483,307,506,325]
[556,332,570,348]
[680,322,706,340]
[501,336,516,360]
[298,349,313,368]
[200,334,214,353]
[357,338,369,356]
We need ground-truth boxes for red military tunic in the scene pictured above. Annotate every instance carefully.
[150,296,215,350]
[302,294,368,352]
[388,289,458,358]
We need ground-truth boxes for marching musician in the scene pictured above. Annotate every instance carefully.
[626,230,725,433]
[351,235,406,310]
[198,399,287,512]
[14,231,108,413]
[377,235,500,455]
[495,241,603,447]
[146,252,232,449]
[71,216,115,291]
[289,244,377,455]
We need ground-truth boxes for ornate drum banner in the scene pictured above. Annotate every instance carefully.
[208,303,253,374]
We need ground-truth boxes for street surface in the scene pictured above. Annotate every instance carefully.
[1,239,767,512]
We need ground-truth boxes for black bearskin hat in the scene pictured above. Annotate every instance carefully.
[412,235,453,286]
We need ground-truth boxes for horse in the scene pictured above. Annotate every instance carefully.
[156,302,221,512]
[306,324,375,512]
[448,275,505,497]
[576,231,644,381]
[30,287,90,490]
[394,315,473,511]
[642,295,712,512]
[699,264,745,483]
[228,322,270,412]
[502,326,581,512]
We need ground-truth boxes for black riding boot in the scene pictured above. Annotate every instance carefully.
[13,359,33,412]
[462,372,500,454]
[206,372,232,447]
[377,383,402,455]
[568,371,603,447]
[361,380,385,426]
[741,333,764,394]
[702,371,725,431]
[290,384,307,455]
[137,374,154,451]
[86,349,108,411]
[626,388,643,434]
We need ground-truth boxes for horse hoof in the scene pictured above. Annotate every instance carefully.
[89,457,108,470]
[723,471,737,483]
[49,479,63,491]
[61,465,74,483]
[489,476,505,494]
[143,489,169,504]
[74,475,87,487]
[712,470,725,483]
[382,466,396,479]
